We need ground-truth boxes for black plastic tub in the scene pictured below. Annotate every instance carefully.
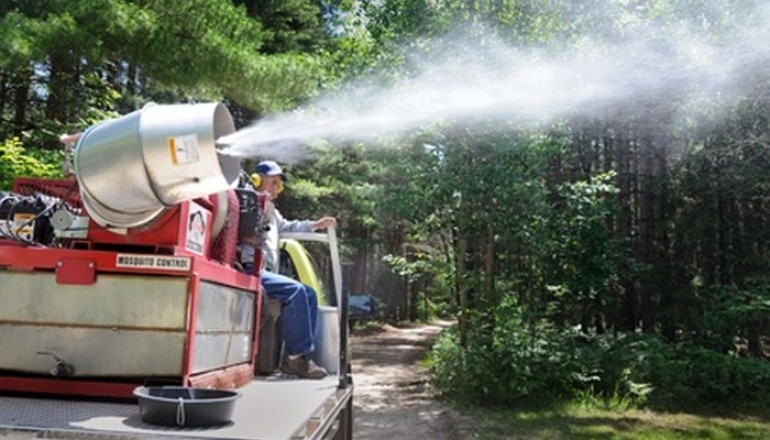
[133,386,242,427]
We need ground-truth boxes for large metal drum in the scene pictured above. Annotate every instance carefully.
[74,102,240,228]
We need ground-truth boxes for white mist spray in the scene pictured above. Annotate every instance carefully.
[218,1,770,162]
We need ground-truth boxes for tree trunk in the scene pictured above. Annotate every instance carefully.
[0,71,7,127]
[408,272,419,321]
[46,51,78,140]
[378,224,406,322]
[747,320,762,357]
[484,226,495,295]
[457,236,469,348]
[12,69,31,138]
[616,128,637,331]
[351,226,370,294]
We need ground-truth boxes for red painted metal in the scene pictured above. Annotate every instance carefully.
[11,177,83,211]
[84,201,213,258]
[0,376,138,399]
[181,271,202,387]
[55,258,96,285]
[0,177,263,398]
[0,248,261,397]
[11,177,216,258]
[209,190,240,266]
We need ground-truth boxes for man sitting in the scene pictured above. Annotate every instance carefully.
[240,161,337,380]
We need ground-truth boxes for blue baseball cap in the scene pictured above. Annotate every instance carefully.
[254,160,287,181]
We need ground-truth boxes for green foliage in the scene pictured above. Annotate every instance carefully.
[696,277,770,354]
[542,172,633,325]
[235,0,325,54]
[383,249,454,319]
[0,0,333,144]
[0,138,63,189]
[643,343,770,408]
[129,0,327,111]
[429,296,579,406]
[429,315,770,409]
[569,333,660,408]
[280,144,380,231]
[1,0,769,416]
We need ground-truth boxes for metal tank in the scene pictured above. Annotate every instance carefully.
[74,102,241,229]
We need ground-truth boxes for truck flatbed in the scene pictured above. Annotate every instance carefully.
[0,376,351,440]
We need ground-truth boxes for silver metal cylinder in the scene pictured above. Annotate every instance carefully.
[74,102,241,228]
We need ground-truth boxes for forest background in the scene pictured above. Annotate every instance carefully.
[2,0,770,415]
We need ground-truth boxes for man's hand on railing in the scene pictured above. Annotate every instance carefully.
[312,217,337,230]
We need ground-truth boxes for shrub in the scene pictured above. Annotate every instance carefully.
[644,344,770,407]
[428,305,770,409]
[0,138,64,189]
[428,297,579,406]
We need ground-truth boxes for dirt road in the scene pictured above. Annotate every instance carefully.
[351,321,466,439]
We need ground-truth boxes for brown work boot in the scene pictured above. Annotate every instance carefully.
[280,354,328,379]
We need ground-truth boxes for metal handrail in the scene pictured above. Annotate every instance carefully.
[280,227,348,387]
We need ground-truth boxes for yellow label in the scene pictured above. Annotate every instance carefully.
[168,137,179,165]
[168,134,199,165]
[13,213,35,239]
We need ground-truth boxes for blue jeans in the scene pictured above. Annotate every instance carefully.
[260,270,318,356]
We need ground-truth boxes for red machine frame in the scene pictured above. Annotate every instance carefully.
[0,178,262,398]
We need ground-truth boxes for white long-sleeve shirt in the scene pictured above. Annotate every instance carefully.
[240,201,314,272]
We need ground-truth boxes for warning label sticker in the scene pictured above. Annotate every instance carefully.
[115,254,191,271]
[12,213,35,240]
[0,219,30,239]
[168,134,200,165]
[185,203,208,255]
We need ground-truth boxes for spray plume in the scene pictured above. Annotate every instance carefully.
[218,1,770,162]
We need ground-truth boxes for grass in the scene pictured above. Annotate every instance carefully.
[447,403,770,440]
